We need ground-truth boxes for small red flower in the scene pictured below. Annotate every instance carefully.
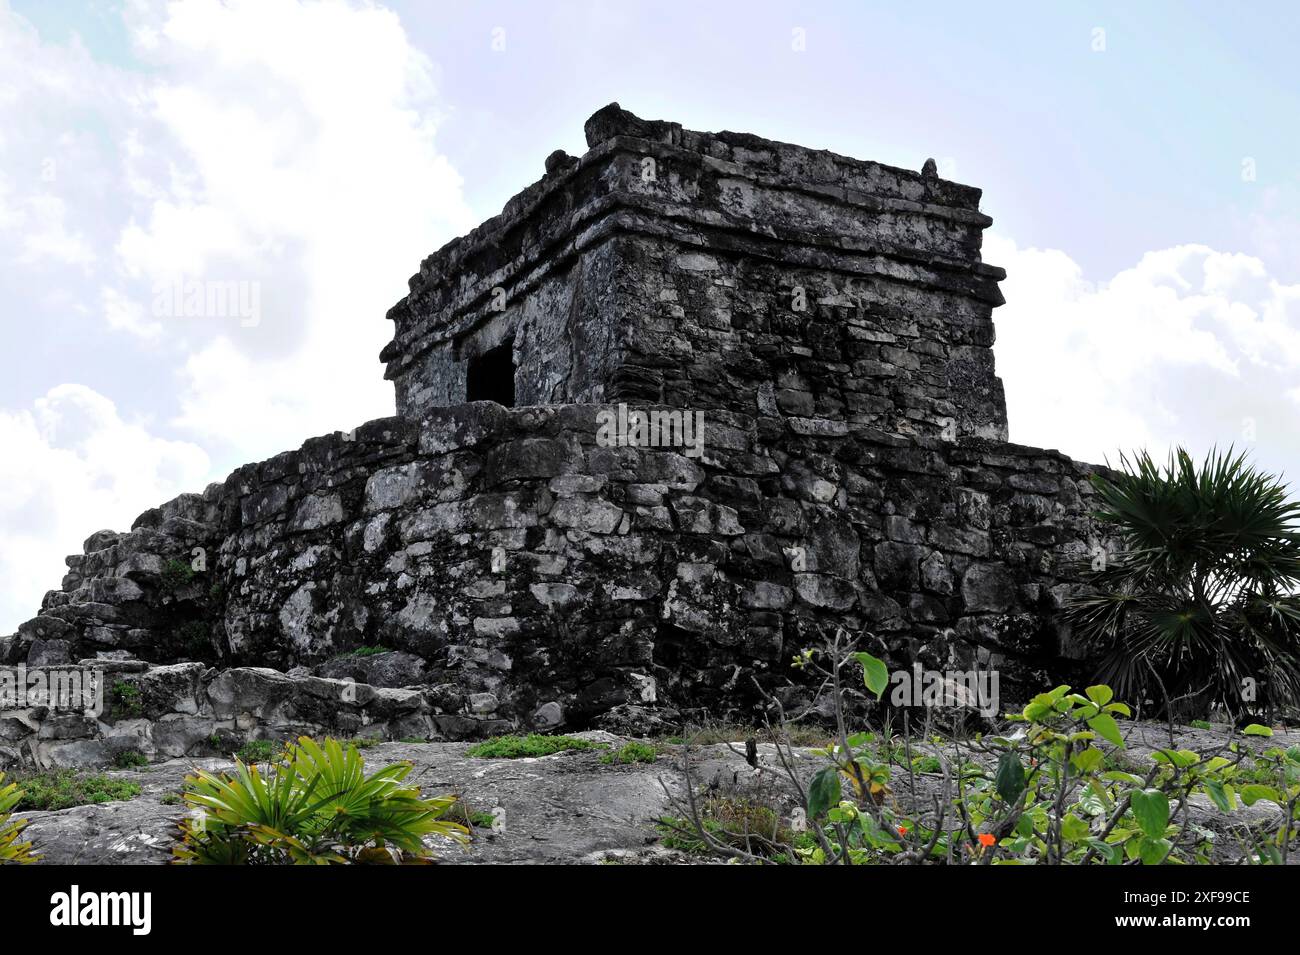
[897,825,908,836]
[978,833,996,847]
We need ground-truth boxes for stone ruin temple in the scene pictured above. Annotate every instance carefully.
[1,105,1108,768]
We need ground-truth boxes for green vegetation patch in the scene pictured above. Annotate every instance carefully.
[443,797,497,831]
[600,741,660,765]
[465,733,609,759]
[160,558,197,591]
[235,739,282,763]
[658,796,811,861]
[113,750,149,770]
[111,681,143,718]
[11,769,142,811]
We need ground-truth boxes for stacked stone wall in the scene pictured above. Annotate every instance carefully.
[3,403,1108,766]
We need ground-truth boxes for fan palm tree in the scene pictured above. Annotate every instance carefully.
[1066,447,1300,721]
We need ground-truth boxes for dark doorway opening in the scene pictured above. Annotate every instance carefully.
[466,337,516,406]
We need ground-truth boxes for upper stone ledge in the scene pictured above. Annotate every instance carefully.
[582,102,985,210]
[387,103,997,323]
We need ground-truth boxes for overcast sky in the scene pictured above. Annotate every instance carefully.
[2,0,1299,632]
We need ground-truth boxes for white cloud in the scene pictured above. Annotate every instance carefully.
[17,193,97,267]
[101,285,163,340]
[111,0,474,460]
[0,385,210,635]
[989,236,1300,484]
[0,0,471,631]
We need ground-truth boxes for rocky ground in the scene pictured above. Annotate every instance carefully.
[18,733,771,865]
[15,721,1299,865]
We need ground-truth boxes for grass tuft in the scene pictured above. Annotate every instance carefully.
[11,769,142,811]
[600,741,659,765]
[465,734,608,759]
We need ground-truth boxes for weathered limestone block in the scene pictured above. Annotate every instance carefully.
[290,493,345,532]
[152,714,220,758]
[961,562,1018,613]
[206,667,299,721]
[27,638,73,667]
[314,649,428,687]
[132,662,205,718]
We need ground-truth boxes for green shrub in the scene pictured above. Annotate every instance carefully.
[351,645,391,657]
[465,734,608,759]
[802,654,1297,864]
[0,773,38,864]
[1067,448,1300,719]
[111,681,143,718]
[600,741,659,765]
[911,754,942,775]
[235,739,281,763]
[670,630,1300,866]
[11,769,141,810]
[442,797,497,831]
[173,736,468,864]
[160,558,197,591]
[113,750,149,770]
[659,796,805,860]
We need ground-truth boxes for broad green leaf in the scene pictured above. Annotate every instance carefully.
[1257,844,1283,865]
[1022,701,1053,721]
[1239,784,1281,807]
[1152,748,1199,768]
[994,751,1027,804]
[1079,780,1111,815]
[853,652,889,700]
[1202,780,1231,813]
[1071,746,1105,773]
[1101,770,1144,785]
[1088,838,1120,864]
[1242,724,1274,738]
[1087,713,1125,748]
[1137,835,1172,865]
[1085,685,1114,706]
[1130,789,1170,838]
[807,766,842,818]
[1061,813,1091,842]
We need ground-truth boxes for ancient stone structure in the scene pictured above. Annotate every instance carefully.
[383,104,1008,442]
[1,106,1108,769]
